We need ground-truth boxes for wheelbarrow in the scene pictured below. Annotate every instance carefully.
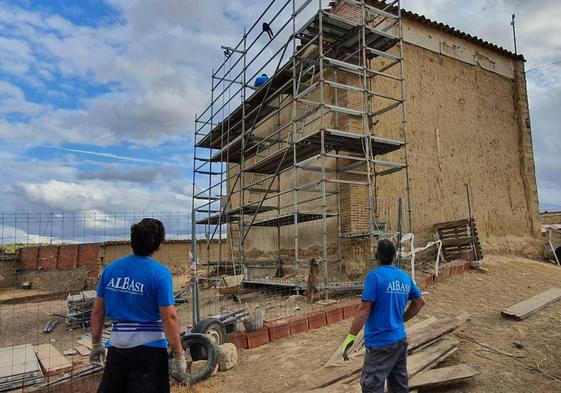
[216,274,244,303]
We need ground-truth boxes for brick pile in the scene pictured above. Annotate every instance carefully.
[228,299,360,350]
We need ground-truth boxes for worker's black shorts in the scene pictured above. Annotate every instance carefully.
[97,346,169,393]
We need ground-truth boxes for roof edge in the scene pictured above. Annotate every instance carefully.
[330,1,524,61]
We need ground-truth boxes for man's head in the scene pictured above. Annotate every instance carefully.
[130,218,165,256]
[376,239,396,265]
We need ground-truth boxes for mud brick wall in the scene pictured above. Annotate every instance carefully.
[17,244,100,281]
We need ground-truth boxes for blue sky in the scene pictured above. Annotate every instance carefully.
[0,0,560,241]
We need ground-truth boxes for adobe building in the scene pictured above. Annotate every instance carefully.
[192,0,540,283]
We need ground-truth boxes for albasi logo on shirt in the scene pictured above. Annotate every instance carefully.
[107,277,145,294]
[386,280,410,294]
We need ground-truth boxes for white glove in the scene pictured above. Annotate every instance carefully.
[89,343,107,367]
[169,351,189,384]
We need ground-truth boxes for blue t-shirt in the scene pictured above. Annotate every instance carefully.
[97,255,175,348]
[361,265,421,347]
[254,75,269,87]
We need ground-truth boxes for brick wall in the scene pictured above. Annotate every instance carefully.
[16,244,100,280]
[340,172,370,234]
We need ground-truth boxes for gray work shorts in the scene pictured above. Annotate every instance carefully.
[360,339,408,393]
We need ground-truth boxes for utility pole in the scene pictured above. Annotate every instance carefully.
[511,14,518,55]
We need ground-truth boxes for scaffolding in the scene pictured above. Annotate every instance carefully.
[191,0,412,292]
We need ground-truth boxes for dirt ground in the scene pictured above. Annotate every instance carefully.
[173,255,561,393]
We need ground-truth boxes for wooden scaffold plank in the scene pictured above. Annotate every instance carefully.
[501,287,561,320]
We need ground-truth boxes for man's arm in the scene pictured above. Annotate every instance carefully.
[91,297,105,345]
[349,301,372,336]
[403,297,425,323]
[160,305,183,355]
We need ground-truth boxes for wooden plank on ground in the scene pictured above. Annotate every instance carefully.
[407,337,459,376]
[325,316,439,366]
[307,337,459,392]
[35,344,73,376]
[325,329,365,366]
[408,313,469,352]
[406,316,438,336]
[501,288,561,320]
[409,364,478,389]
[292,314,468,391]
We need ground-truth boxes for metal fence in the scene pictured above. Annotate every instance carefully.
[0,210,363,391]
[0,187,478,391]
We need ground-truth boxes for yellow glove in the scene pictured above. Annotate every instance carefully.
[342,334,356,361]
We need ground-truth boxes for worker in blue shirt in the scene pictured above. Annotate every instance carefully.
[90,218,188,392]
[254,73,269,87]
[341,239,425,393]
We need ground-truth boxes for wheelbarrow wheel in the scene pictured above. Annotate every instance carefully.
[177,333,218,384]
[191,318,227,360]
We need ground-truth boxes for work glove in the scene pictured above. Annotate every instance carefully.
[89,343,107,367]
[342,334,356,361]
[169,351,190,385]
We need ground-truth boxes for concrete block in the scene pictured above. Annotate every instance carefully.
[325,306,344,324]
[307,311,327,330]
[245,327,269,349]
[264,319,290,341]
[228,331,247,350]
[287,315,309,335]
[217,343,237,371]
[288,294,306,302]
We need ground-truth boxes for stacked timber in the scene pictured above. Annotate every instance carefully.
[434,219,483,262]
[289,313,478,392]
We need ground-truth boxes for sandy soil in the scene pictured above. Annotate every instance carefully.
[173,255,561,393]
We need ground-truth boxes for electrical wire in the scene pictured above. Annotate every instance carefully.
[526,60,561,74]
[454,333,561,383]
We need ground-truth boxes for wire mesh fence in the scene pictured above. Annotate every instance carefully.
[0,182,479,391]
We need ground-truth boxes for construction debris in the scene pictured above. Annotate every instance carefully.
[408,364,479,390]
[501,287,561,320]
[435,218,483,262]
[0,344,43,391]
[291,314,474,392]
[43,318,60,334]
[66,290,96,329]
[34,344,73,376]
[217,343,238,371]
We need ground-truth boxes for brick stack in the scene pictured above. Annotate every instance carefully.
[228,299,361,350]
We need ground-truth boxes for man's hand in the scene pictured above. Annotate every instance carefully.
[89,343,107,367]
[342,334,356,361]
[169,351,190,384]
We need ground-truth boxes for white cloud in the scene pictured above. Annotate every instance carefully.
[0,0,559,217]
[15,179,191,212]
[403,0,561,209]
[0,81,42,115]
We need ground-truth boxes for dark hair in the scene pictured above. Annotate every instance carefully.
[130,218,165,256]
[376,239,396,265]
